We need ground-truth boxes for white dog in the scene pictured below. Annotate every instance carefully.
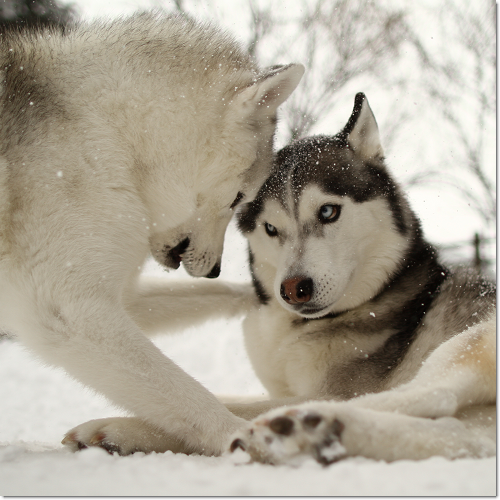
[0,12,303,456]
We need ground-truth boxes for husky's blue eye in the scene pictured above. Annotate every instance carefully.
[319,204,341,222]
[264,222,278,237]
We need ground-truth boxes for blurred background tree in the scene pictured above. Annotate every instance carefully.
[417,0,495,275]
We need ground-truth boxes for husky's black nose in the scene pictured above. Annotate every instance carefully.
[280,277,313,304]
[205,262,221,279]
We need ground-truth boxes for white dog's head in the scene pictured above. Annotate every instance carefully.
[149,63,304,278]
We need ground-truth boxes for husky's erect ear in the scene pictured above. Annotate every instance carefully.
[341,93,384,160]
[233,63,304,120]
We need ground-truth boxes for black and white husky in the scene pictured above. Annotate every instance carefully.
[229,93,496,464]
[65,94,495,465]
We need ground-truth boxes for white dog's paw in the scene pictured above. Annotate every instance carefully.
[229,402,347,466]
[62,417,188,456]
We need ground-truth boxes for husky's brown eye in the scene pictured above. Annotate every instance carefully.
[264,222,278,237]
[319,204,341,223]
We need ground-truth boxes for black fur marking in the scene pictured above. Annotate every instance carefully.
[237,200,262,234]
[363,163,408,235]
[237,166,290,234]
[248,249,270,305]
[273,135,411,235]
[359,244,448,374]
[337,92,366,144]
[230,191,244,210]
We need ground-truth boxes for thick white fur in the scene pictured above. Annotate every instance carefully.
[0,14,303,456]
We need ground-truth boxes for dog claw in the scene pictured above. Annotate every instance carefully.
[89,432,106,446]
[62,429,124,455]
[61,432,76,445]
[97,441,124,456]
[61,432,85,452]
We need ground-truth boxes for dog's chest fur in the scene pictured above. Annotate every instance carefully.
[243,301,397,399]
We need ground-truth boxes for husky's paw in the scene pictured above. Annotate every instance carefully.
[229,402,347,466]
[62,417,187,456]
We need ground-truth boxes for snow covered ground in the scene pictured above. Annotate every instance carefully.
[0,222,496,496]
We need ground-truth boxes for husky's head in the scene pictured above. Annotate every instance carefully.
[149,63,304,278]
[238,93,420,318]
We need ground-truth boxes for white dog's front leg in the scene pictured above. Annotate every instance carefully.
[125,278,256,335]
[27,299,245,456]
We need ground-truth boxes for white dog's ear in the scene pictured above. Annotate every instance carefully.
[342,93,384,160]
[233,63,304,120]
